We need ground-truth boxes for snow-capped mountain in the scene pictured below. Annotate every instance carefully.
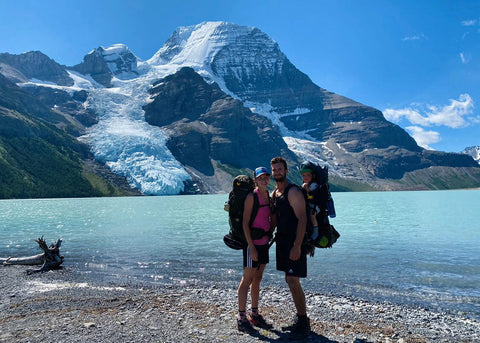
[462,146,480,164]
[99,44,140,76]
[148,22,288,100]
[72,44,141,87]
[1,21,479,196]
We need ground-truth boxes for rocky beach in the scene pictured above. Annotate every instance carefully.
[1,265,478,342]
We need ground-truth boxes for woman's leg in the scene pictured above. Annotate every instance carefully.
[250,264,266,309]
[238,267,255,312]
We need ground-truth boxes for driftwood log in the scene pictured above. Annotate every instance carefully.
[1,237,64,274]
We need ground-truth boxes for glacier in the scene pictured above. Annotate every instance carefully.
[81,67,192,195]
[19,60,192,195]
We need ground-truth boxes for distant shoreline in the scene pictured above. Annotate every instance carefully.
[1,265,479,342]
[1,186,480,201]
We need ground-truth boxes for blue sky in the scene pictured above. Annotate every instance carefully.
[0,0,478,152]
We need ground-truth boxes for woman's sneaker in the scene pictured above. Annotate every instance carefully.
[237,317,255,333]
[249,314,273,329]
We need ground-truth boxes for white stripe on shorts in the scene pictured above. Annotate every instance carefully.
[246,246,253,268]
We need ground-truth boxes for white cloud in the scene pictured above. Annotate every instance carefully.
[460,52,471,64]
[383,94,474,129]
[402,33,427,41]
[461,19,478,26]
[405,126,440,150]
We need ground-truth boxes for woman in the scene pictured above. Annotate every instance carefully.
[237,166,274,332]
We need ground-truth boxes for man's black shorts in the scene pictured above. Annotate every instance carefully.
[243,244,270,269]
[275,242,307,278]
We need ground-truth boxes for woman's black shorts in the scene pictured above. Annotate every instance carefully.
[243,244,269,269]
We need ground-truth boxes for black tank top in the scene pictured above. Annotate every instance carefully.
[273,184,299,242]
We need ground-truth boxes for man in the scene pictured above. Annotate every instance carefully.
[270,156,311,339]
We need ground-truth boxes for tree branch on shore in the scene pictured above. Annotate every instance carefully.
[0,237,63,274]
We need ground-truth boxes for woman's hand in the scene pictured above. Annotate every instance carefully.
[249,245,258,262]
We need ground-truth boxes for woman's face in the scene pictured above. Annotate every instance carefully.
[256,174,270,188]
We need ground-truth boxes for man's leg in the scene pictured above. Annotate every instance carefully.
[284,275,310,338]
[286,275,306,315]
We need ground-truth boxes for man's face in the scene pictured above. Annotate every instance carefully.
[271,162,287,182]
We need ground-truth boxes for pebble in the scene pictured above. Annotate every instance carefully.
[0,265,479,342]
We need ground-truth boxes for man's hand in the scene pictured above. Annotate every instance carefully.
[289,244,301,261]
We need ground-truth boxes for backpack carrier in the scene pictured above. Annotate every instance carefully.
[223,175,271,250]
[298,161,340,249]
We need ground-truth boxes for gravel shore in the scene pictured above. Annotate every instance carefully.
[1,265,479,342]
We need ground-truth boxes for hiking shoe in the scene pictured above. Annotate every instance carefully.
[281,315,300,331]
[249,314,273,329]
[237,318,255,333]
[281,315,311,337]
[289,316,311,340]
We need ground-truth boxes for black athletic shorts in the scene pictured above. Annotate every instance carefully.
[275,241,307,278]
[243,244,269,269]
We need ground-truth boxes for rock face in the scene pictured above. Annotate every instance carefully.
[72,44,139,87]
[71,48,112,87]
[144,67,296,176]
[26,86,98,132]
[0,51,73,86]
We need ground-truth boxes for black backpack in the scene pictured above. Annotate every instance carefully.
[297,162,340,249]
[298,161,336,219]
[223,175,269,250]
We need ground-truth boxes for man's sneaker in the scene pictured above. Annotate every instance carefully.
[237,318,255,333]
[249,314,273,329]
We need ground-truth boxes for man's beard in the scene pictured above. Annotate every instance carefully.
[273,174,286,182]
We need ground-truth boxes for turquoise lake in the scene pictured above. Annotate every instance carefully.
[1,190,479,318]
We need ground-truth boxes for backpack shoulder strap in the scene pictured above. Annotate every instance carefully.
[248,190,260,227]
[283,183,301,202]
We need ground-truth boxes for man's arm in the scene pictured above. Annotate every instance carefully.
[288,187,307,261]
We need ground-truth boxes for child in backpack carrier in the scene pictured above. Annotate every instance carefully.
[298,162,321,241]
[299,161,340,249]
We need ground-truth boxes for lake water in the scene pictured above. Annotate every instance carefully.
[1,190,479,318]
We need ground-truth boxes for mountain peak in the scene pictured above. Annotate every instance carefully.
[73,44,139,87]
[148,21,266,67]
[462,146,480,164]
[89,44,139,76]
[0,50,74,86]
